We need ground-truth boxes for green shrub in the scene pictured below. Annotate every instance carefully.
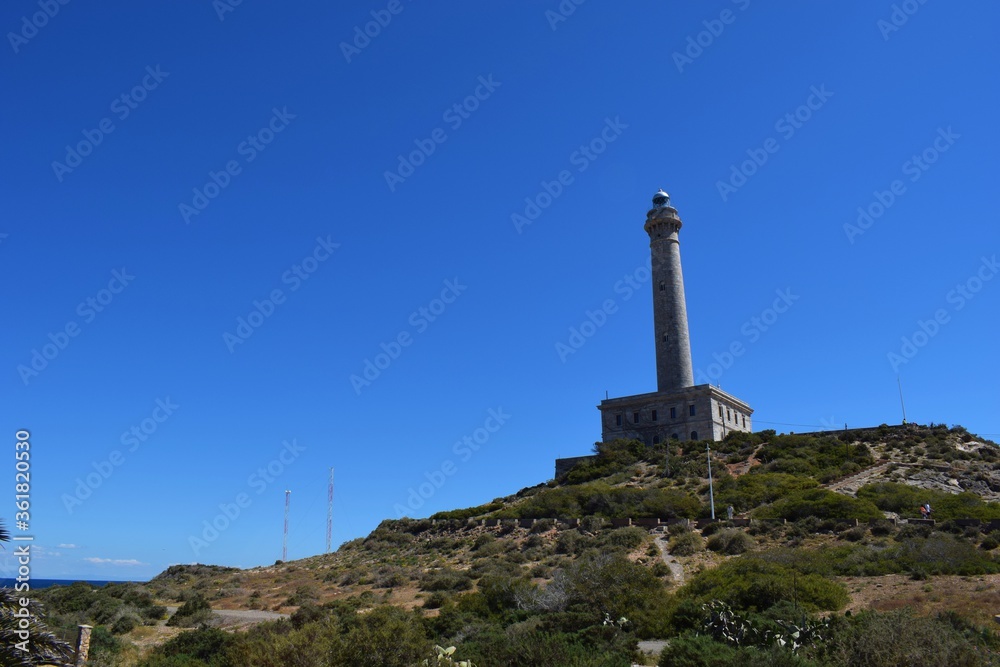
[757,534,1000,577]
[166,593,212,627]
[840,526,866,542]
[494,481,700,520]
[139,627,235,665]
[668,531,704,556]
[110,612,140,635]
[716,473,820,513]
[678,557,849,613]
[658,632,737,667]
[706,529,756,555]
[419,568,473,592]
[869,520,895,537]
[754,488,882,521]
[530,518,554,533]
[598,526,647,550]
[826,609,1000,667]
[858,482,1000,520]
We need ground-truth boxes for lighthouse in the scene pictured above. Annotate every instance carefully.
[597,191,753,444]
[647,189,695,392]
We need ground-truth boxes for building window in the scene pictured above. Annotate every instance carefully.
[653,435,660,445]
[718,405,723,417]
[670,407,676,419]
[691,431,698,440]
[633,411,640,423]
[726,409,731,421]
[616,414,622,427]
[662,334,668,342]
[671,433,679,440]
[689,404,696,416]
[651,409,658,422]
[659,282,665,292]
[742,416,746,427]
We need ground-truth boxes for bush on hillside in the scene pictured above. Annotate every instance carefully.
[857,482,1000,519]
[706,529,756,555]
[668,531,704,556]
[753,488,882,521]
[166,593,212,627]
[677,556,849,613]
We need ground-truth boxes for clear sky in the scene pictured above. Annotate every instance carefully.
[2,2,998,581]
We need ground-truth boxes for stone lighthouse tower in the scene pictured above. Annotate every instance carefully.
[595,190,754,445]
[647,190,694,392]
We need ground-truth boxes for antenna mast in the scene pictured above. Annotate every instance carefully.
[897,376,908,425]
[326,468,335,553]
[283,490,291,562]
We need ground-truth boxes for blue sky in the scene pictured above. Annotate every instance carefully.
[2,1,998,581]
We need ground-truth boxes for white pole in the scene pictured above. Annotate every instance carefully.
[283,490,291,561]
[326,468,334,553]
[707,444,715,520]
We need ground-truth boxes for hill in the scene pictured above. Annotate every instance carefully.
[33,423,1000,666]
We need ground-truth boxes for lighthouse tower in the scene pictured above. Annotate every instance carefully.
[647,190,695,392]
[596,191,754,445]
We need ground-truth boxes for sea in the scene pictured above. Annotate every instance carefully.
[0,578,142,589]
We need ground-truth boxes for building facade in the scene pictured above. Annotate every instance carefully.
[597,191,753,444]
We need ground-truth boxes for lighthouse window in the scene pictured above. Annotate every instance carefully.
[718,405,723,418]
[616,414,622,427]
[651,409,658,422]
[633,411,640,423]
[662,334,667,342]
[691,431,698,440]
[689,404,696,416]
[727,409,731,421]
[653,435,660,445]
[743,416,747,427]
[671,433,679,440]
[670,407,676,419]
[659,282,665,292]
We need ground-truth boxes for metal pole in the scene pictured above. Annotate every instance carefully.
[326,468,334,553]
[897,376,908,425]
[283,490,291,561]
[707,444,715,520]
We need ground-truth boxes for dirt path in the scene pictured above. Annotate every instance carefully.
[653,536,684,585]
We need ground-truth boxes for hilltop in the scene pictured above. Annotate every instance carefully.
[33,423,1000,666]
